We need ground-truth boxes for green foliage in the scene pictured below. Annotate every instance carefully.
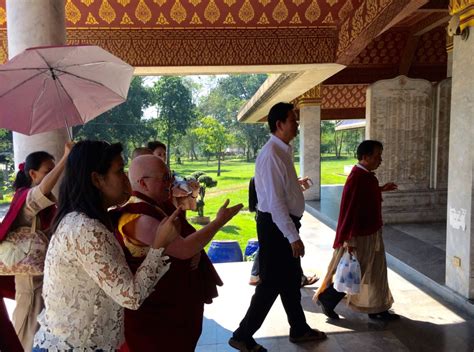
[151,76,196,164]
[192,116,233,175]
[196,75,269,161]
[74,77,155,158]
[193,172,217,217]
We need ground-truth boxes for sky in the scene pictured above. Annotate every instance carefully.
[142,75,226,119]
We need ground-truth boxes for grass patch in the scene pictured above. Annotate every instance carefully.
[170,156,357,254]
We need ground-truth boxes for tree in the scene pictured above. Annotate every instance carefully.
[197,74,269,161]
[193,116,233,176]
[152,76,195,165]
[74,77,155,158]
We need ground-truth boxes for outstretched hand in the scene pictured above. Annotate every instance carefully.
[381,182,398,192]
[214,199,243,227]
[152,206,182,249]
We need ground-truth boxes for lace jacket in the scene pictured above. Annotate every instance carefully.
[34,212,170,351]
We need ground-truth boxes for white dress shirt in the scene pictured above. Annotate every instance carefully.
[255,134,305,243]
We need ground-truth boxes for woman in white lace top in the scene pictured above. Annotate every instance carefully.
[33,141,180,352]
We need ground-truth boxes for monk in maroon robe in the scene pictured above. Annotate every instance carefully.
[115,155,242,351]
[314,140,400,321]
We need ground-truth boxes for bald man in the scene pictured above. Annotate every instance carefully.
[116,155,242,352]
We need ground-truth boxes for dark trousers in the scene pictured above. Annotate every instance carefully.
[234,212,309,342]
[318,283,346,310]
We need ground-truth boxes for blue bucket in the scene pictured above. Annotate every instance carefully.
[207,240,243,263]
[244,239,259,260]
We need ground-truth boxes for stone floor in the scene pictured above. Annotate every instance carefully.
[306,186,447,285]
[196,213,474,351]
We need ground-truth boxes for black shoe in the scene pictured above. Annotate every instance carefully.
[317,300,340,320]
[289,328,327,343]
[368,311,400,321]
[228,337,268,352]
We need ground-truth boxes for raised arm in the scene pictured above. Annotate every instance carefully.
[38,142,74,196]
[129,200,242,259]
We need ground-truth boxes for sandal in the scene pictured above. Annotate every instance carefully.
[301,274,319,287]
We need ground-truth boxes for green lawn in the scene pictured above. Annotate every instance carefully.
[171,155,357,253]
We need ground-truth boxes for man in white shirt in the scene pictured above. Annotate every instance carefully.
[229,103,326,352]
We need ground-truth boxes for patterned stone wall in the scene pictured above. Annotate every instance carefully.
[367,75,433,190]
[433,78,451,190]
[366,75,448,223]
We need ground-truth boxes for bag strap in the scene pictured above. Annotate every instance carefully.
[30,215,37,233]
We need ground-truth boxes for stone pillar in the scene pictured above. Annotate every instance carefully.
[299,104,321,201]
[6,0,69,167]
[445,33,474,299]
[432,78,451,190]
[366,75,446,223]
[297,86,321,201]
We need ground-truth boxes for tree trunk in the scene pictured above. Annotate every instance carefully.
[217,151,221,176]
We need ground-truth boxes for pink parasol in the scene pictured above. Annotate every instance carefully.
[0,45,134,138]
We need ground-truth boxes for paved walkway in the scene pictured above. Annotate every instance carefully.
[3,210,473,351]
[196,212,474,352]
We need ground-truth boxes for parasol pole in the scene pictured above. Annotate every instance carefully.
[52,68,73,141]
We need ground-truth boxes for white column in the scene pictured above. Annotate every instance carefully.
[299,104,321,201]
[6,0,69,167]
[445,34,474,299]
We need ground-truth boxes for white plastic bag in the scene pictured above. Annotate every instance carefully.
[333,251,361,295]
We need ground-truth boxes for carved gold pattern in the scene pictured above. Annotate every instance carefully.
[290,13,302,24]
[99,0,116,24]
[239,0,255,23]
[450,0,474,14]
[257,13,270,24]
[154,0,167,5]
[86,12,100,24]
[189,0,201,6]
[81,0,95,6]
[292,0,305,5]
[326,0,338,6]
[366,0,378,23]
[204,0,221,24]
[135,0,152,23]
[259,0,272,7]
[0,7,5,26]
[295,85,322,107]
[338,18,350,51]
[305,0,321,23]
[171,0,187,24]
[116,0,130,6]
[0,45,6,64]
[66,0,82,25]
[338,0,353,22]
[190,12,203,24]
[224,0,237,6]
[273,0,289,23]
[449,0,474,30]
[64,28,336,66]
[120,13,134,24]
[156,12,169,24]
[351,4,365,38]
[223,12,236,24]
[322,12,333,23]
[322,85,367,109]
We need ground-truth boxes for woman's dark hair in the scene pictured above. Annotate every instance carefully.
[267,102,294,133]
[13,151,54,190]
[52,140,123,232]
[356,140,383,160]
[147,140,166,152]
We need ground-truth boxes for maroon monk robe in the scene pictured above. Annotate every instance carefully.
[333,165,383,249]
[115,192,222,352]
[0,187,56,352]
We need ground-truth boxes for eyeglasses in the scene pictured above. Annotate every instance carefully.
[139,173,173,183]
